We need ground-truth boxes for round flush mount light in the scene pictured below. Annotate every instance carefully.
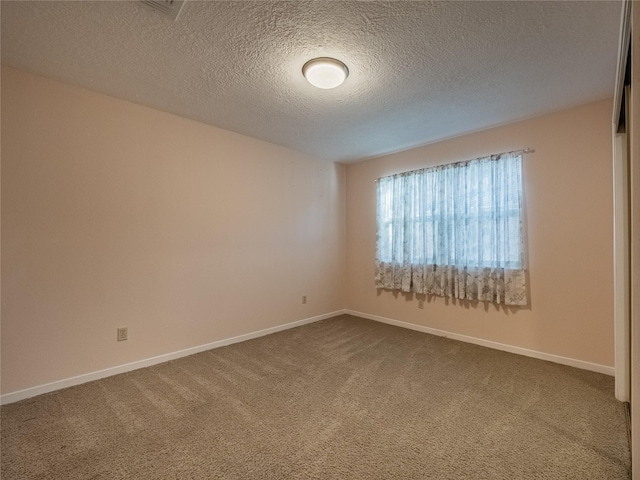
[302,57,349,89]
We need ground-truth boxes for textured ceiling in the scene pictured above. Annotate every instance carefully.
[1,1,622,162]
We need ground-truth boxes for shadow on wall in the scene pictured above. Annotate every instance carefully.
[376,288,532,315]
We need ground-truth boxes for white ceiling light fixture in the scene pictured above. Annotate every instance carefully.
[302,57,349,89]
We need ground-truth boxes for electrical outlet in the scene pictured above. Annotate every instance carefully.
[117,327,128,342]
[418,299,424,309]
[302,295,307,304]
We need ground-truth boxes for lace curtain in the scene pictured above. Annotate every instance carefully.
[375,153,527,306]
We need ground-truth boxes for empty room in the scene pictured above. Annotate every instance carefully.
[2,1,639,479]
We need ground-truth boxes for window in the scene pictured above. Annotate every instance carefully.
[375,152,527,306]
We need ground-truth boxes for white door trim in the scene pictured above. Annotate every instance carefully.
[614,127,631,402]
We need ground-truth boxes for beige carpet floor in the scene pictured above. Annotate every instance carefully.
[1,314,631,479]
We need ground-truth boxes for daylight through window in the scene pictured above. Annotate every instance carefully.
[375,152,527,306]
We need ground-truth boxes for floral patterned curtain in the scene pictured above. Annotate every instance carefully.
[375,153,527,306]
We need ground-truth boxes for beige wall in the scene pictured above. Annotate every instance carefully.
[346,100,614,367]
[1,67,346,394]
[0,66,616,396]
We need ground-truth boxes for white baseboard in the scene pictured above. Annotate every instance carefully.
[345,309,615,376]
[0,309,347,405]
[2,308,612,405]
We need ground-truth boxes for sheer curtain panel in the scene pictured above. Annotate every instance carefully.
[375,153,527,306]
